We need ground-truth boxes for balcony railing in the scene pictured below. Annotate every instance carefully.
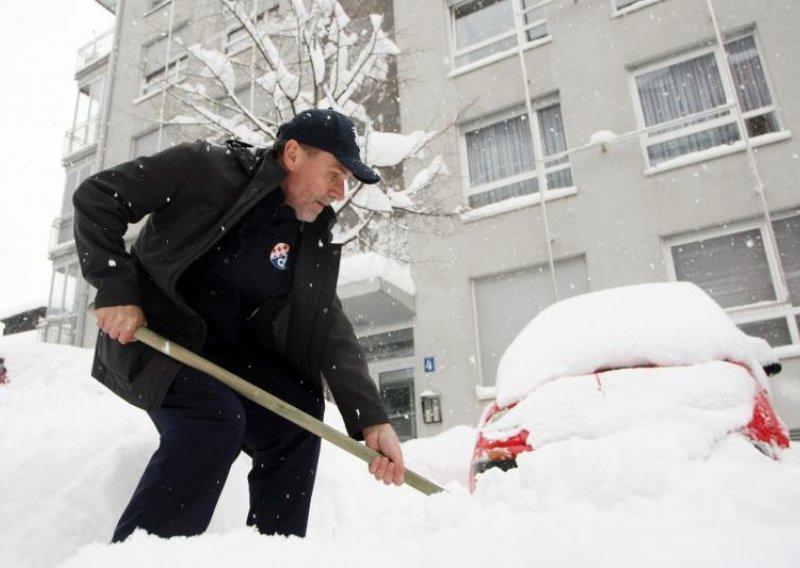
[76,28,114,71]
[64,116,101,156]
[50,216,75,250]
[38,312,77,346]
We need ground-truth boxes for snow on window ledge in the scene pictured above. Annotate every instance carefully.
[643,130,792,177]
[133,88,166,106]
[773,345,800,360]
[460,186,577,224]
[611,0,666,18]
[474,384,496,401]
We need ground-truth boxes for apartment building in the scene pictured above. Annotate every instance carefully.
[394,0,800,437]
[46,0,800,440]
[43,0,418,437]
[42,17,114,346]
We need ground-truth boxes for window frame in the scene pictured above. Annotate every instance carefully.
[629,31,784,171]
[145,0,172,17]
[139,26,190,98]
[665,213,800,355]
[449,0,550,73]
[611,0,665,16]
[64,76,104,156]
[222,0,279,56]
[61,155,97,219]
[458,99,574,210]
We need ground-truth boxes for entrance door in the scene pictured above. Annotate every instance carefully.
[379,368,416,441]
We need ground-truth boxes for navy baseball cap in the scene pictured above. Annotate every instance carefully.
[276,108,381,184]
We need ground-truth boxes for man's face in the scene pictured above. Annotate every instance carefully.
[280,141,352,222]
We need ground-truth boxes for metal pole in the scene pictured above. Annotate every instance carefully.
[512,0,559,301]
[157,0,177,151]
[705,0,790,302]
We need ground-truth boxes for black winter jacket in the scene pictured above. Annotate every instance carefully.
[73,140,388,439]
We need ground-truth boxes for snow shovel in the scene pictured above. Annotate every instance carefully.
[89,307,446,496]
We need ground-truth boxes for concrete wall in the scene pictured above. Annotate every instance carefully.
[394,0,800,435]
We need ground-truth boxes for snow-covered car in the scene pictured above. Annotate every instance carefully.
[470,282,790,491]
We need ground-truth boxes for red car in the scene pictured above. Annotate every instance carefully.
[470,283,790,492]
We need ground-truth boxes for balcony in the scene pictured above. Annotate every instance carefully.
[49,216,75,252]
[39,312,77,345]
[64,116,100,157]
[76,28,113,72]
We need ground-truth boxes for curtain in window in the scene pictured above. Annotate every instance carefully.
[538,104,573,189]
[727,36,772,112]
[774,216,800,305]
[637,52,739,164]
[466,113,534,186]
[672,229,776,308]
[637,52,726,127]
[537,104,567,156]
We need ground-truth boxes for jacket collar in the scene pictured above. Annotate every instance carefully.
[224,139,287,191]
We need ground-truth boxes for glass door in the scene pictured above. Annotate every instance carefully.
[378,368,416,441]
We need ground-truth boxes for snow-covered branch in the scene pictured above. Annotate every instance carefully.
[167,0,457,255]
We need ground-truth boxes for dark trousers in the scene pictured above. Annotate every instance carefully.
[112,363,324,542]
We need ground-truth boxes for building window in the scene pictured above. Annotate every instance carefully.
[451,0,548,69]
[473,256,589,386]
[358,328,414,363]
[132,126,177,158]
[64,77,104,156]
[463,100,572,209]
[668,213,800,349]
[62,156,96,218]
[614,0,653,10]
[141,27,189,96]
[634,34,781,168]
[43,262,81,345]
[223,0,279,55]
[52,157,96,248]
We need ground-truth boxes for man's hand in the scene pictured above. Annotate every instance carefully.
[95,305,147,344]
[363,423,406,486]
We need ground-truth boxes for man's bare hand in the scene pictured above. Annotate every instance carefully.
[95,305,147,344]
[363,423,406,486]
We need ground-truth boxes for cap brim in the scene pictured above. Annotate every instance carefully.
[337,155,381,184]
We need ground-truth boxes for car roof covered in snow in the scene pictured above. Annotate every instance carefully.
[495,282,774,405]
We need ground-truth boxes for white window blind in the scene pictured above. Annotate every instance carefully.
[464,101,572,208]
[474,257,589,386]
[635,35,779,167]
[670,215,800,348]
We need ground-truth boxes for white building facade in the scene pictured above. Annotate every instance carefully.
[46,0,800,441]
[394,0,800,438]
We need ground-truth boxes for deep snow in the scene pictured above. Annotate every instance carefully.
[2,326,800,568]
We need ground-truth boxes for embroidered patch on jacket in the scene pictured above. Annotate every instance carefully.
[269,242,291,270]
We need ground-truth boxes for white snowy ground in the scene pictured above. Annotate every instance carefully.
[2,319,800,568]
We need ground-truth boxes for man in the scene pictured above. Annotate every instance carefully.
[73,108,405,542]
